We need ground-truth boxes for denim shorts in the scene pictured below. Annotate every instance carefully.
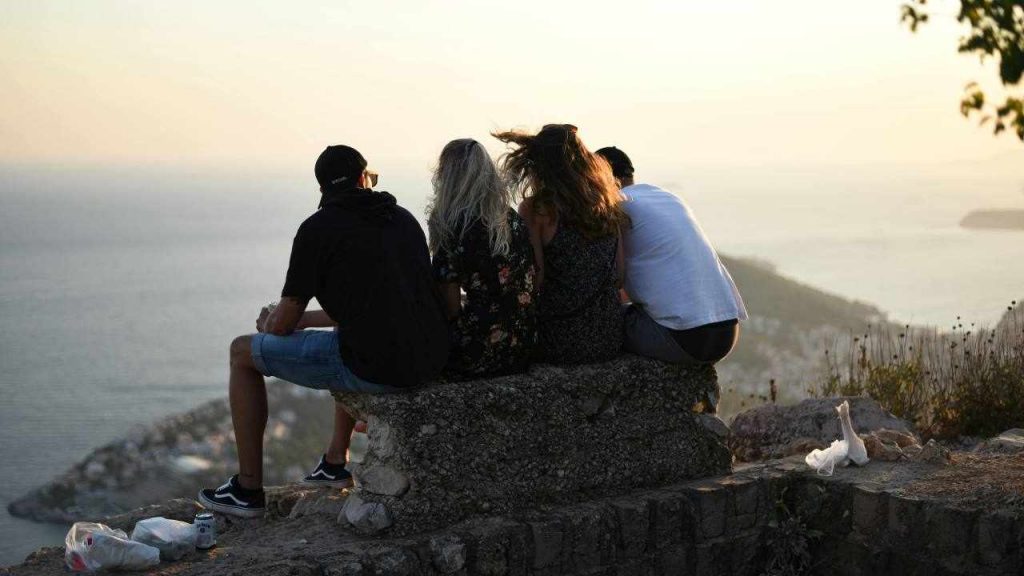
[250,329,399,393]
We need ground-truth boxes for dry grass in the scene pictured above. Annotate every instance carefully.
[808,301,1024,440]
[901,452,1024,510]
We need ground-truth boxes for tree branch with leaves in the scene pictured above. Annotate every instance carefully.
[902,0,1024,141]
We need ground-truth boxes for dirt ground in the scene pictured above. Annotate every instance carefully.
[900,452,1024,510]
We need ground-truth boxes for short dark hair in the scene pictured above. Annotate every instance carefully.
[595,146,634,180]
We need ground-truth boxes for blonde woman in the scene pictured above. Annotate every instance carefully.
[428,138,537,379]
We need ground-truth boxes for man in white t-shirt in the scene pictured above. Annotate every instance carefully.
[596,147,747,365]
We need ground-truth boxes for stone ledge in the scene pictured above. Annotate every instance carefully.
[331,354,731,535]
[8,456,1023,575]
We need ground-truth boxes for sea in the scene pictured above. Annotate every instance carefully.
[1,163,1022,565]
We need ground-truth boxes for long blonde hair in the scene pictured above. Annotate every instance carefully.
[492,124,627,239]
[428,138,513,256]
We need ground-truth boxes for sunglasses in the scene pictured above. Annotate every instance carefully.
[365,170,379,188]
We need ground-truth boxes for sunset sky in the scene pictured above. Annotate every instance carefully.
[2,0,1021,179]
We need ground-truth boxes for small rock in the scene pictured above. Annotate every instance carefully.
[874,428,920,448]
[429,535,466,573]
[367,418,397,458]
[420,424,438,436]
[341,493,392,534]
[993,429,1024,450]
[911,439,951,465]
[861,433,905,462]
[698,414,731,440]
[356,466,410,497]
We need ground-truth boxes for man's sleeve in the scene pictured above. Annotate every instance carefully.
[281,223,318,301]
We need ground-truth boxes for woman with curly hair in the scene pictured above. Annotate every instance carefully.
[428,138,537,379]
[492,124,627,364]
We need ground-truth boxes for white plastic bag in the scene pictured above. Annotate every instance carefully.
[64,522,160,572]
[805,439,849,476]
[131,516,197,561]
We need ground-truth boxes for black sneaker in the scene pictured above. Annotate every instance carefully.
[301,455,353,488]
[198,475,266,518]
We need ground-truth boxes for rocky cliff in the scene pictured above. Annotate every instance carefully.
[332,355,731,535]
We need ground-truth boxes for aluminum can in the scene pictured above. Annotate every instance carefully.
[194,512,216,550]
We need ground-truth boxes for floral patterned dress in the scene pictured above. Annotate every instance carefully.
[536,223,623,364]
[432,210,537,380]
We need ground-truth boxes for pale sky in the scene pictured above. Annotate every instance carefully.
[1,0,1021,179]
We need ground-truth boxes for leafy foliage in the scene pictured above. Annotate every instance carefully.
[810,302,1024,439]
[760,491,823,576]
[902,0,1024,140]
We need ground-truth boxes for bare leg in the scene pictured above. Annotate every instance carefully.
[229,335,267,491]
[326,402,355,465]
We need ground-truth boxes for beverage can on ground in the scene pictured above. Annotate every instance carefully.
[194,512,216,550]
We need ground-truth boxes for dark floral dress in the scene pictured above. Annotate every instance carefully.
[432,210,537,380]
[537,224,623,364]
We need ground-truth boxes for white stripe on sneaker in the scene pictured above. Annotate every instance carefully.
[220,492,250,507]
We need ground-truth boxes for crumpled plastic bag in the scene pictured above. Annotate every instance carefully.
[64,522,160,572]
[131,516,197,561]
[805,439,849,476]
[804,400,871,475]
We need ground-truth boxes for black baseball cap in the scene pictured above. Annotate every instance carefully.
[315,145,368,190]
[595,146,634,180]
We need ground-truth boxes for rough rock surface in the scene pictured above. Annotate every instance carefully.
[729,396,913,462]
[974,428,1024,453]
[331,354,731,535]
[7,453,1024,576]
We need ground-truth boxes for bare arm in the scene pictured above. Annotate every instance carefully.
[439,282,462,320]
[257,297,309,336]
[297,309,337,329]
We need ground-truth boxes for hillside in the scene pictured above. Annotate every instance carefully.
[715,256,887,402]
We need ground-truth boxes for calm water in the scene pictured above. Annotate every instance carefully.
[1,164,1022,565]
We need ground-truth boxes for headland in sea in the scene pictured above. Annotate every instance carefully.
[961,209,1024,230]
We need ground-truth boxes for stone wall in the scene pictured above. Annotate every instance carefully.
[331,355,732,536]
[8,456,1022,575]
[304,458,1024,576]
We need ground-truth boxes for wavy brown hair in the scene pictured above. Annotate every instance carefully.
[492,124,628,239]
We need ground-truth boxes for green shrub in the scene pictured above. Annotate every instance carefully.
[808,302,1024,440]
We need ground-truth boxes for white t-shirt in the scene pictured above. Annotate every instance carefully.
[621,183,747,330]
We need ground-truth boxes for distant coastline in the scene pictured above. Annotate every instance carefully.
[960,209,1024,231]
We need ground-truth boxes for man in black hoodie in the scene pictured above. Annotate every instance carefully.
[199,145,449,517]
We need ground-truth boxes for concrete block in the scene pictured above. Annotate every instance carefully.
[529,520,563,569]
[610,498,649,558]
[430,534,467,574]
